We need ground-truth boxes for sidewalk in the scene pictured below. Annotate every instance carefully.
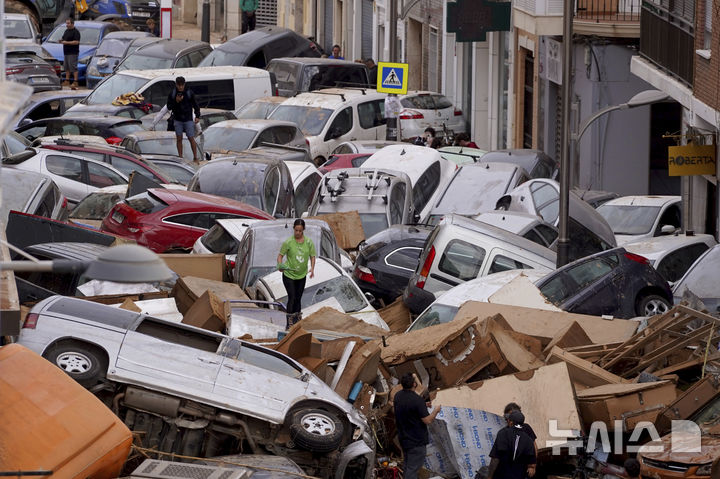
[171,20,226,45]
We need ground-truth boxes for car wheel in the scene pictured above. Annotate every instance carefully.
[43,341,108,388]
[288,408,344,453]
[636,294,671,317]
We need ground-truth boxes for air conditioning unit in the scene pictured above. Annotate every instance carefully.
[130,459,253,479]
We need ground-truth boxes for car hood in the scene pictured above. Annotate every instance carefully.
[615,233,649,246]
[639,432,720,465]
[42,43,96,59]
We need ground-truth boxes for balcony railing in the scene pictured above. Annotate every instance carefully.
[576,0,641,22]
[639,0,694,85]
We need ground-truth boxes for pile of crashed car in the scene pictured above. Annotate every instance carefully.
[4,16,720,479]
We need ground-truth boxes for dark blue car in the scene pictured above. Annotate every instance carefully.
[86,31,155,88]
[536,247,673,318]
[42,20,120,83]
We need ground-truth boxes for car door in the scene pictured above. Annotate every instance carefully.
[429,238,487,290]
[656,242,710,284]
[85,159,128,189]
[44,153,90,204]
[294,172,321,216]
[114,316,223,394]
[357,98,386,140]
[555,254,623,316]
[214,339,309,418]
[655,202,682,236]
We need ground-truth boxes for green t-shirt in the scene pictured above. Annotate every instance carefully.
[279,236,316,280]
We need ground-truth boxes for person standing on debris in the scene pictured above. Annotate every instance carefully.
[277,219,316,328]
[394,373,441,479]
[488,410,537,479]
[166,76,201,162]
[59,18,81,89]
[240,0,258,33]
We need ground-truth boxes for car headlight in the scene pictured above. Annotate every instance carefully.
[87,65,100,76]
[696,463,713,476]
[78,56,90,65]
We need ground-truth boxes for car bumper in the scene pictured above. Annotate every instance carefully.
[402,283,436,315]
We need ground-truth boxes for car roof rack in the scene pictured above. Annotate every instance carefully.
[304,90,346,102]
[319,169,389,204]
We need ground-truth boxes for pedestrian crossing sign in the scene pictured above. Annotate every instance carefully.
[377,62,409,94]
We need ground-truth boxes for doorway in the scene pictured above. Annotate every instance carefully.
[407,18,422,90]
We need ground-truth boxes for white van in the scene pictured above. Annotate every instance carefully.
[268,88,387,165]
[71,66,274,112]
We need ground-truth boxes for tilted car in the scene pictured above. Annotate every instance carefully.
[121,130,201,164]
[398,91,466,141]
[0,168,68,224]
[12,90,88,129]
[267,57,371,96]
[597,195,682,246]
[478,149,558,179]
[673,244,720,313]
[15,115,144,145]
[17,295,374,478]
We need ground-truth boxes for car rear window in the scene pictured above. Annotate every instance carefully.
[401,95,434,110]
[267,61,301,90]
[112,122,144,137]
[125,190,168,214]
[433,95,453,109]
[438,239,486,281]
[201,224,239,253]
[47,298,139,329]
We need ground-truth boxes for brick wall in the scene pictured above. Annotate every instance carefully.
[694,0,720,110]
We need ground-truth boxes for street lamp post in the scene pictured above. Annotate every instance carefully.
[556,89,671,267]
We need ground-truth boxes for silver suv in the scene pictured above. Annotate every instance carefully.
[307,167,415,239]
[18,296,374,477]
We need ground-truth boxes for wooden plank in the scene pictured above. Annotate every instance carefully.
[542,321,592,358]
[545,347,624,388]
[652,356,719,377]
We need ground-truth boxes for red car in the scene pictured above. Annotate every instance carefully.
[318,153,372,175]
[101,188,272,253]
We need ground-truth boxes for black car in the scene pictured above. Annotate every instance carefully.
[116,38,212,71]
[61,102,159,120]
[353,224,433,305]
[267,57,371,96]
[187,156,295,219]
[535,247,673,318]
[15,115,144,143]
[199,26,320,69]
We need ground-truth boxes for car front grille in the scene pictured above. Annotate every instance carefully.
[642,457,691,472]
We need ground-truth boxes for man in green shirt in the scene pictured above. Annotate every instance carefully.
[277,219,316,327]
[241,0,258,33]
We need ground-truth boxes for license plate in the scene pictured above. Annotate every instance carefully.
[133,11,150,16]
[30,77,51,84]
[112,211,125,223]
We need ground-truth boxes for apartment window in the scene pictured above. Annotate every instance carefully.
[705,0,713,50]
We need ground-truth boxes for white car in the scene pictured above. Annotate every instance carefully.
[234,96,286,119]
[253,257,389,330]
[597,195,682,245]
[398,91,466,141]
[331,140,404,155]
[473,211,558,250]
[624,233,717,285]
[200,119,309,160]
[268,88,387,165]
[361,144,457,223]
[673,244,720,313]
[6,148,128,205]
[285,160,322,215]
[406,269,550,331]
[4,13,40,45]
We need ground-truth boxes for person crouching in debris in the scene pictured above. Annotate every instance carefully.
[277,219,316,328]
[488,410,537,479]
[394,373,441,479]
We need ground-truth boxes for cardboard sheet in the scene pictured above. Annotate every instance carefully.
[301,307,388,338]
[434,362,582,450]
[487,274,562,311]
[306,211,365,250]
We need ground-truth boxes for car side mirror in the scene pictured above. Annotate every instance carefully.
[364,291,376,304]
[19,118,32,127]
[660,224,677,235]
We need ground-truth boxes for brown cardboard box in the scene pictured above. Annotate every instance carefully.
[306,211,365,250]
[160,254,225,281]
[377,298,412,333]
[576,381,677,431]
[181,290,229,332]
[172,276,251,315]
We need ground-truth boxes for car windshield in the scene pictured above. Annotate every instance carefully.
[407,303,460,331]
[597,205,661,235]
[202,127,257,153]
[71,192,125,220]
[96,38,129,57]
[675,246,720,299]
[359,213,389,238]
[235,101,278,120]
[4,19,32,38]
[84,74,147,104]
[269,105,332,136]
[149,161,194,184]
[433,166,514,215]
[136,138,196,162]
[278,276,366,313]
[199,49,247,67]
[118,54,174,71]
[47,26,101,45]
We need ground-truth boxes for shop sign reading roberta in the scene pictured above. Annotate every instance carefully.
[668,144,716,176]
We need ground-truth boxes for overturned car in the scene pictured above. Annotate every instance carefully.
[17,296,374,478]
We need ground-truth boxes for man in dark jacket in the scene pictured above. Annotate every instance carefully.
[394,373,441,479]
[488,410,537,479]
[166,76,201,162]
[59,18,81,89]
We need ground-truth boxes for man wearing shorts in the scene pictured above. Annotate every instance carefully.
[59,18,81,89]
[166,76,201,162]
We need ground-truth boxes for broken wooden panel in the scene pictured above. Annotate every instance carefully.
[545,347,624,390]
[433,362,582,450]
[575,381,677,431]
[654,374,720,435]
[377,298,412,334]
[542,321,593,358]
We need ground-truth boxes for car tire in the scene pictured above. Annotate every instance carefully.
[288,408,344,453]
[43,341,108,388]
[636,294,671,317]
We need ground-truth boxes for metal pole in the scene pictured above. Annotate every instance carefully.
[201,0,211,43]
[557,0,574,268]
[388,0,397,62]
